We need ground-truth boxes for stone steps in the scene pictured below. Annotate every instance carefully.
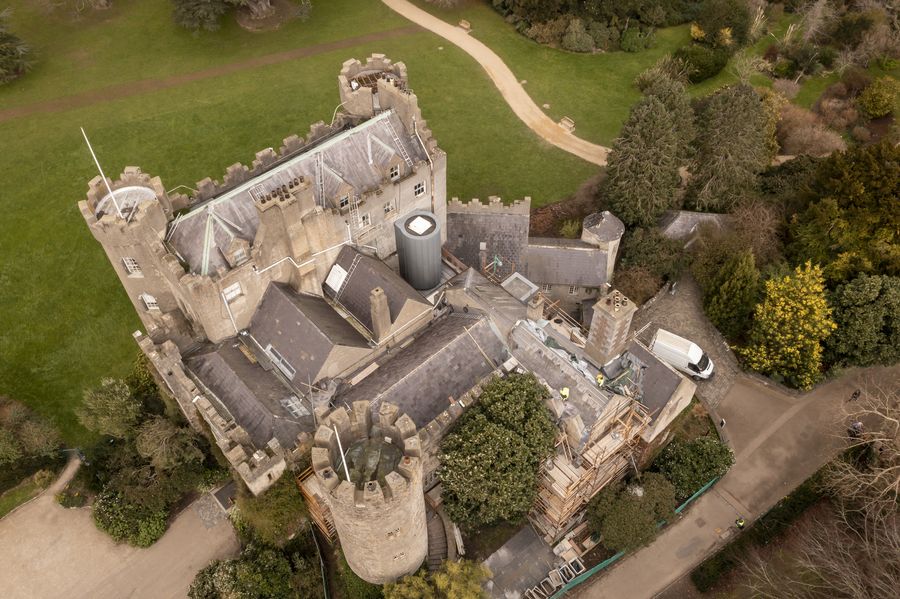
[426,506,448,571]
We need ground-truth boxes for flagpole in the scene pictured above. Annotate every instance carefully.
[80,127,123,219]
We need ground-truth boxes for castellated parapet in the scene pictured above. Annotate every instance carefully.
[312,401,427,584]
[447,195,532,215]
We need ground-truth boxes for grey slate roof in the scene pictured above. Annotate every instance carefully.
[324,246,430,334]
[186,342,314,448]
[249,283,369,385]
[335,312,508,427]
[625,340,685,423]
[521,239,608,288]
[658,210,728,240]
[444,211,529,278]
[167,110,426,275]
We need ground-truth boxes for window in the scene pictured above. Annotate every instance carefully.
[267,345,296,379]
[223,282,243,302]
[123,257,143,277]
[383,202,394,214]
[389,164,400,180]
[541,284,552,293]
[140,293,159,311]
[360,213,371,227]
[568,285,578,295]
[414,181,425,197]
[281,396,309,418]
[231,248,247,265]
[339,195,350,209]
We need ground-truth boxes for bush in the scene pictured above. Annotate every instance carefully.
[613,265,663,305]
[777,104,846,156]
[172,0,231,32]
[772,78,800,99]
[674,44,730,82]
[588,20,617,51]
[619,228,687,282]
[0,10,34,85]
[841,67,873,96]
[703,250,760,341]
[816,97,859,131]
[57,488,87,508]
[655,437,734,499]
[525,17,569,45]
[620,27,650,52]
[850,124,871,142]
[857,76,899,118]
[559,219,581,239]
[561,18,593,53]
[92,489,168,547]
[338,550,383,599]
[695,0,751,46]
[235,473,308,547]
[588,473,676,552]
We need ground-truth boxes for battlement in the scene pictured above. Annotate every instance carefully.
[447,195,532,216]
[339,53,408,89]
[82,166,187,222]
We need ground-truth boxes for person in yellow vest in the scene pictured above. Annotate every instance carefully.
[560,387,570,400]
[596,373,604,387]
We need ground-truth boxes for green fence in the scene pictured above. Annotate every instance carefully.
[547,476,720,598]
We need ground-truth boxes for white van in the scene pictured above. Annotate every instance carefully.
[650,329,715,380]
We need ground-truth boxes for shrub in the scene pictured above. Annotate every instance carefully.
[613,265,663,305]
[57,489,87,508]
[172,0,231,32]
[696,0,751,45]
[816,97,858,131]
[0,10,34,85]
[620,27,648,53]
[559,219,581,239]
[850,124,871,142]
[619,228,686,282]
[777,104,846,156]
[92,489,168,547]
[525,17,568,45]
[772,78,800,99]
[561,18,593,53]
[674,44,730,82]
[587,473,677,552]
[857,76,899,118]
[235,473,308,547]
[824,274,900,368]
[655,437,734,499]
[827,10,875,49]
[703,250,760,341]
[841,67,872,96]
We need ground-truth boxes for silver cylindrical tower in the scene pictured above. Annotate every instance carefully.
[394,210,442,290]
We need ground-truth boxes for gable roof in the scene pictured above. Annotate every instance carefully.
[166,110,426,276]
[249,283,369,384]
[521,238,609,287]
[323,246,429,335]
[625,340,687,423]
[186,342,314,448]
[335,312,507,427]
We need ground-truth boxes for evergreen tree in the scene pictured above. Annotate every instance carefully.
[587,473,678,552]
[825,274,900,368]
[0,9,32,85]
[601,96,681,227]
[640,73,696,161]
[688,84,769,212]
[740,262,836,389]
[704,250,760,341]
[385,559,491,599]
[655,437,734,499]
[788,142,900,284]
[172,0,231,32]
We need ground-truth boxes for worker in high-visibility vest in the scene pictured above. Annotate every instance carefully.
[560,387,570,400]
[596,373,605,387]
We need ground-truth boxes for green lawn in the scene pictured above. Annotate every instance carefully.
[0,479,42,519]
[0,0,594,444]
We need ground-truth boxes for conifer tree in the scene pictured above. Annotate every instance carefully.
[688,84,769,212]
[640,74,696,162]
[704,250,760,341]
[740,262,836,389]
[601,96,681,227]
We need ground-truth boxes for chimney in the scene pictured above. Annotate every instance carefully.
[584,289,636,366]
[370,287,391,342]
[527,294,544,321]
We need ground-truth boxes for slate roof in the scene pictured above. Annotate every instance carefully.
[521,239,609,288]
[324,246,430,335]
[335,312,508,427]
[186,342,314,448]
[444,211,529,278]
[658,210,728,240]
[166,110,426,276]
[625,340,685,423]
[249,283,369,385]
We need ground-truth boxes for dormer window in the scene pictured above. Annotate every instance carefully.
[339,195,350,209]
[123,257,143,278]
[384,202,394,214]
[223,282,243,303]
[360,213,371,227]
[390,164,400,181]
[414,182,425,197]
[140,293,159,311]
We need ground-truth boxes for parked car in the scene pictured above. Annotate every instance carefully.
[650,328,715,380]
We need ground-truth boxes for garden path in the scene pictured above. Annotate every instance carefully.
[381,0,610,166]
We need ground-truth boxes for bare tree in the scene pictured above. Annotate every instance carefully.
[800,0,835,43]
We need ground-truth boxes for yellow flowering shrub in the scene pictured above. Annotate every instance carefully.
[691,23,706,41]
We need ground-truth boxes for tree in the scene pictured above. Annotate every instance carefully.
[0,428,22,465]
[618,228,686,282]
[640,73,696,162]
[704,250,760,341]
[825,275,900,368]
[656,437,734,499]
[688,84,769,212]
[587,473,677,552]
[440,375,555,529]
[78,378,142,438]
[92,489,168,547]
[235,472,309,547]
[16,419,62,458]
[857,75,898,118]
[385,560,491,599]
[740,262,836,389]
[189,545,296,599]
[600,96,681,227]
[561,18,594,52]
[0,9,33,85]
[695,0,751,45]
[135,416,203,471]
[788,142,900,284]
[172,0,231,32]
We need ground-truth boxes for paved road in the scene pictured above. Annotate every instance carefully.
[574,365,899,599]
[381,0,610,166]
[0,462,239,599]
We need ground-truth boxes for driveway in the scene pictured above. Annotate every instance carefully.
[632,275,740,410]
[0,466,239,599]
[573,364,899,599]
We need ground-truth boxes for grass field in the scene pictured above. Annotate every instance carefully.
[0,0,596,444]
[0,479,42,520]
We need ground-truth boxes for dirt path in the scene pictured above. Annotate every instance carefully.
[0,25,420,124]
[381,0,610,166]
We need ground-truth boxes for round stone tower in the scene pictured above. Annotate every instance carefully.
[311,401,427,584]
[581,211,625,286]
[338,53,409,120]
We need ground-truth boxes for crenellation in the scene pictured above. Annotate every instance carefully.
[447,195,532,215]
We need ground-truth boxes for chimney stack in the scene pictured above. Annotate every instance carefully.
[527,294,544,321]
[370,287,391,342]
[584,289,636,366]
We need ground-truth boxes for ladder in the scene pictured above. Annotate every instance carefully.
[315,153,325,206]
[349,194,360,229]
[384,117,413,167]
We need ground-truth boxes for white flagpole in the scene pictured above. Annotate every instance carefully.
[80,127,123,219]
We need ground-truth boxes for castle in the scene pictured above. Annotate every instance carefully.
[80,55,694,587]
